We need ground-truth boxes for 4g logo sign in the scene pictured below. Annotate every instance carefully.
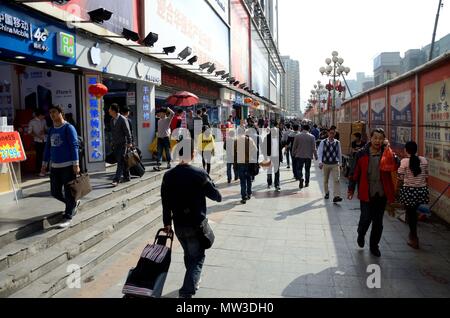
[57,31,75,59]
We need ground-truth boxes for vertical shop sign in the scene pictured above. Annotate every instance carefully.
[86,75,104,162]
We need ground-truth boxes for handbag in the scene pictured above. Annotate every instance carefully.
[198,218,215,249]
[122,229,173,298]
[249,163,260,177]
[125,147,140,168]
[67,173,92,201]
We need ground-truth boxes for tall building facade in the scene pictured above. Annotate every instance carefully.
[373,52,402,86]
[280,56,300,114]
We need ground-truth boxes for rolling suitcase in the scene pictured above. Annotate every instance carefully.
[130,160,145,177]
[122,229,173,298]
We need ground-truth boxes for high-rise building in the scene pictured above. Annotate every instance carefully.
[402,49,426,73]
[280,56,300,114]
[373,52,402,86]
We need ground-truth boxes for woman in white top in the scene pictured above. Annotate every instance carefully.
[398,141,429,249]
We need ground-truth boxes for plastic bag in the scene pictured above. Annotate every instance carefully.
[380,146,397,172]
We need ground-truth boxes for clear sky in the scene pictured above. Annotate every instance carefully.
[278,0,450,111]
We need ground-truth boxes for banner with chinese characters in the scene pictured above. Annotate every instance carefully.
[424,79,450,183]
[85,75,104,163]
[0,131,26,163]
[390,90,412,148]
[360,102,369,122]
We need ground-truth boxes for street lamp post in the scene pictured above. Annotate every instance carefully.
[308,81,328,127]
[319,51,350,126]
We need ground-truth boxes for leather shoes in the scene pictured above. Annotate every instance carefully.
[357,235,365,248]
[370,247,381,257]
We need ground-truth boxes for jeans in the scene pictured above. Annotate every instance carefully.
[227,163,237,181]
[50,166,77,219]
[113,144,129,182]
[358,195,387,249]
[285,147,291,167]
[267,166,280,188]
[157,137,171,164]
[35,141,45,173]
[174,225,206,297]
[237,164,252,199]
[298,158,312,184]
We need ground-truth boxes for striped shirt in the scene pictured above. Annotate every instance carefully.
[398,156,428,187]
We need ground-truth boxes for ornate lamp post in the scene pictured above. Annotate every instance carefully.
[308,81,328,126]
[319,51,350,126]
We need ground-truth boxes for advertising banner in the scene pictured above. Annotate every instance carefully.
[145,0,230,72]
[20,67,77,123]
[0,131,26,163]
[57,0,139,34]
[231,0,250,86]
[0,2,76,64]
[360,102,369,122]
[424,79,450,183]
[370,98,386,131]
[251,25,269,98]
[390,90,412,148]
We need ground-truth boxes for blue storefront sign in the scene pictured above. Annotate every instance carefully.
[0,3,76,64]
[86,75,104,163]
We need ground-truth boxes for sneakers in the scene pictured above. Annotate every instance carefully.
[267,184,272,189]
[299,179,304,189]
[370,247,381,257]
[357,235,365,248]
[333,196,343,203]
[324,193,330,200]
[275,187,281,192]
[112,181,119,187]
[241,199,247,204]
[58,218,72,229]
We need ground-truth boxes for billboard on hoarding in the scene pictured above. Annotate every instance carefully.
[390,90,412,148]
[370,98,386,131]
[360,102,369,122]
[251,25,269,98]
[230,0,250,86]
[145,0,230,72]
[424,79,450,183]
[56,0,139,34]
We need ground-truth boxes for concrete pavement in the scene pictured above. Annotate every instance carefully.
[54,161,450,298]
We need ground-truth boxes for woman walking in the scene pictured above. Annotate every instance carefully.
[398,141,429,249]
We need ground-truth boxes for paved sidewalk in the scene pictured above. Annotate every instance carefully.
[55,161,450,298]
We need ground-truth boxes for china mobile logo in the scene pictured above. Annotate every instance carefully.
[366,264,381,289]
[66,264,81,289]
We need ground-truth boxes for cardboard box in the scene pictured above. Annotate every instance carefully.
[337,122,352,155]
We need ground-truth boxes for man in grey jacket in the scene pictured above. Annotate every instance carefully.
[292,124,318,189]
[109,103,132,187]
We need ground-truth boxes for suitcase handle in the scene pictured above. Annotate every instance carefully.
[154,228,174,249]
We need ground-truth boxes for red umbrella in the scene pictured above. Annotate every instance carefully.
[166,91,199,107]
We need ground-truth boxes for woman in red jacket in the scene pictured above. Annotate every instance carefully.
[347,128,396,257]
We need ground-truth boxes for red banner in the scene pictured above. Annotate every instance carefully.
[0,132,27,163]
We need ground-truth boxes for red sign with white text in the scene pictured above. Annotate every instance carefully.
[0,132,27,163]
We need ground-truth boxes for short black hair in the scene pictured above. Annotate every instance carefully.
[158,107,167,114]
[120,105,130,113]
[196,109,202,115]
[370,128,385,137]
[328,127,336,132]
[293,124,299,131]
[313,124,317,128]
[49,105,63,114]
[302,125,310,131]
[330,125,337,130]
[177,109,183,114]
[202,107,207,112]
[109,103,120,113]
[353,132,362,139]
[35,109,45,116]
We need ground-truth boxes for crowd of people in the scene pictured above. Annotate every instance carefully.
[33,103,430,298]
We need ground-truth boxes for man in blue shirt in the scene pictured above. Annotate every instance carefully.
[311,124,320,140]
[42,105,80,228]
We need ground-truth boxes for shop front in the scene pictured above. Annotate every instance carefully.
[0,2,78,200]
[75,34,161,167]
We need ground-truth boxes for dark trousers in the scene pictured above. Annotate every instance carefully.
[227,163,237,181]
[35,141,45,172]
[358,195,387,249]
[285,147,291,166]
[297,158,312,184]
[406,205,419,238]
[267,170,280,188]
[292,157,300,180]
[113,144,130,182]
[50,166,77,219]
[157,137,171,164]
[175,225,206,298]
[238,164,252,199]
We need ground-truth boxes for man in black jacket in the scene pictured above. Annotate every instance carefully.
[162,140,222,298]
[109,103,132,187]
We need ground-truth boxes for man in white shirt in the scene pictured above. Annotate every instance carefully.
[154,107,175,171]
[28,110,48,177]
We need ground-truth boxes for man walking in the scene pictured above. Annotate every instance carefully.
[109,104,132,186]
[28,109,48,177]
[154,107,175,171]
[265,122,283,192]
[311,124,320,141]
[292,124,318,189]
[282,123,292,169]
[317,127,343,203]
[235,127,258,204]
[201,107,210,127]
[348,128,396,257]
[41,105,80,228]
[287,124,300,180]
[161,140,222,298]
